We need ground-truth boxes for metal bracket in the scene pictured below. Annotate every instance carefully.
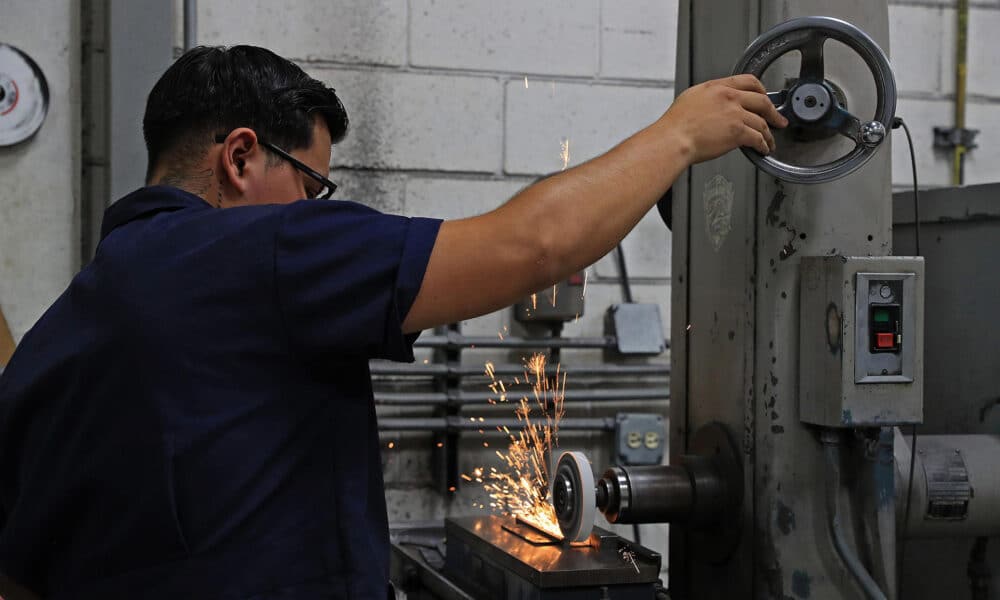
[933,126,979,151]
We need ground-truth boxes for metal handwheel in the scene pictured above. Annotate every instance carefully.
[732,16,897,184]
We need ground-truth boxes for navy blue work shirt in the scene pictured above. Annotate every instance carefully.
[0,186,441,599]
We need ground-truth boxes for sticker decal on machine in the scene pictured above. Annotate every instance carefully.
[703,174,734,252]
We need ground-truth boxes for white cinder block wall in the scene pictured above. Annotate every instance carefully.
[889,1,1000,187]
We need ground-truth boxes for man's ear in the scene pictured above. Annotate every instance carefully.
[218,127,260,194]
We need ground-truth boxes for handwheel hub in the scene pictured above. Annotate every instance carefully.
[789,82,833,122]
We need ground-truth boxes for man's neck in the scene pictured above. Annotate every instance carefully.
[150,166,221,207]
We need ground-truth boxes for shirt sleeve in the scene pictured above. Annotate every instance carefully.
[274,200,442,362]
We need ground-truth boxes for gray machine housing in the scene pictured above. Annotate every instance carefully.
[799,255,924,427]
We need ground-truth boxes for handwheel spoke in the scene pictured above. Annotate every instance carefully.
[828,105,862,145]
[798,33,826,82]
[768,90,793,120]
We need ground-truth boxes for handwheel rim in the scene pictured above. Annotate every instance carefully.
[732,16,896,184]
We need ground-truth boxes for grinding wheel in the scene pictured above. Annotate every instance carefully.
[551,451,596,542]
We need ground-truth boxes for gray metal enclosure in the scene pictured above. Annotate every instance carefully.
[671,1,894,597]
[893,183,1000,598]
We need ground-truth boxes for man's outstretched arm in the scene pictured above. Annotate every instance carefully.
[402,74,785,334]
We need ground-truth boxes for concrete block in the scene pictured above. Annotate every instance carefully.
[410,0,599,76]
[600,0,678,81]
[403,177,528,219]
[891,98,954,188]
[888,4,944,94]
[329,169,406,214]
[309,69,503,172]
[967,7,1000,98]
[199,0,407,66]
[962,100,1000,185]
[505,80,672,175]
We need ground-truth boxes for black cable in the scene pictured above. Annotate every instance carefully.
[892,116,921,600]
[616,244,634,303]
[895,118,921,256]
[632,523,642,546]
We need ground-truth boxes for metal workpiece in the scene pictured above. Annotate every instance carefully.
[391,518,663,600]
[442,516,661,599]
[798,256,924,427]
[732,16,896,184]
[895,430,1000,539]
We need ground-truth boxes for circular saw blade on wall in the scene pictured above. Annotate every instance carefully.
[0,43,49,147]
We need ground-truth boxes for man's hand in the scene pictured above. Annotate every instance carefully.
[655,74,787,165]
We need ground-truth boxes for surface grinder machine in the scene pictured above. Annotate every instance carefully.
[390,2,1000,598]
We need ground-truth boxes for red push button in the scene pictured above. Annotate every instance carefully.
[876,332,895,349]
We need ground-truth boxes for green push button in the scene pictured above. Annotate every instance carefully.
[873,308,891,323]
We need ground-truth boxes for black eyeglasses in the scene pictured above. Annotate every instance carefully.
[214,134,337,199]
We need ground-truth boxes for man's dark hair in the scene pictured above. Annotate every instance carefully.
[142,45,348,182]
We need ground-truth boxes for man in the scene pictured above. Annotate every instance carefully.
[0,45,784,599]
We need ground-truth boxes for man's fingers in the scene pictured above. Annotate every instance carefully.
[740,125,770,155]
[723,74,768,95]
[744,113,776,153]
[738,90,788,128]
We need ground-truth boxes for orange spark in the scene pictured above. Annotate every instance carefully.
[473,352,566,539]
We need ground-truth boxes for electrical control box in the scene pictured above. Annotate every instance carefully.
[799,256,924,428]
